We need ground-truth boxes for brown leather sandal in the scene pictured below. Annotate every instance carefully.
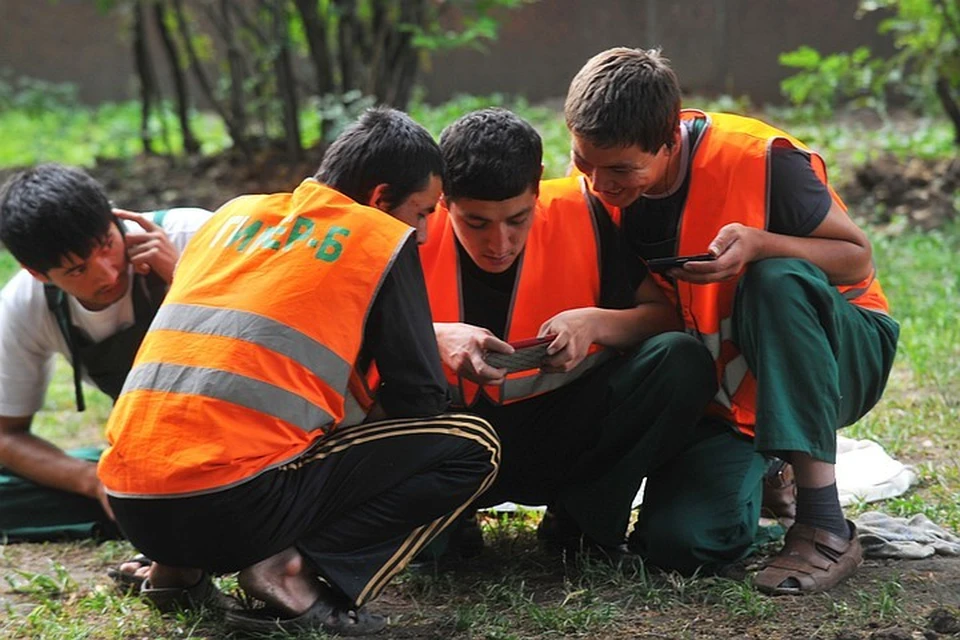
[754,521,862,595]
[761,461,797,527]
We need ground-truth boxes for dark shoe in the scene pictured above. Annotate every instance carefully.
[538,507,633,566]
[140,572,239,613]
[754,520,862,595]
[536,507,581,551]
[225,583,386,636]
[449,509,484,558]
[762,459,797,527]
[415,509,484,563]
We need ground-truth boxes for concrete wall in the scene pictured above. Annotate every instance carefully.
[418,0,895,104]
[0,0,893,105]
[1,0,140,103]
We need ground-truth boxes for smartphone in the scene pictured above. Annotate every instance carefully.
[646,253,716,273]
[484,335,557,373]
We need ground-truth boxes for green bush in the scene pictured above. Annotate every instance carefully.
[779,0,960,146]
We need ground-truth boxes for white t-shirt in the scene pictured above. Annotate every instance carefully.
[0,207,213,417]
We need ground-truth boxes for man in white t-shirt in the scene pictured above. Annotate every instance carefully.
[0,163,211,538]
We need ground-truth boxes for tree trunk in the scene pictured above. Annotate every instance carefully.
[380,0,425,108]
[333,0,359,92]
[292,0,335,95]
[366,0,392,101]
[133,2,155,154]
[217,0,247,140]
[223,2,272,140]
[933,0,960,147]
[934,76,960,147]
[152,0,199,154]
[271,0,303,161]
[388,42,420,109]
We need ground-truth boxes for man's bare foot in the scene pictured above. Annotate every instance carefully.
[115,557,152,583]
[238,547,323,616]
[113,558,201,589]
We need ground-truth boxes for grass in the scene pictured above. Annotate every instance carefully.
[0,93,958,638]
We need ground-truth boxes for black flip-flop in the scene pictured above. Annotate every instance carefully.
[106,554,152,594]
[225,586,386,636]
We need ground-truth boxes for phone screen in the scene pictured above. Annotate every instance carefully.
[484,335,556,373]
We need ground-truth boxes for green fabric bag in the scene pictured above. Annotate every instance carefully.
[0,447,121,543]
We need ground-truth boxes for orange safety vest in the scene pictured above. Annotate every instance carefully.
[658,110,890,436]
[419,176,612,407]
[343,361,380,424]
[99,179,412,497]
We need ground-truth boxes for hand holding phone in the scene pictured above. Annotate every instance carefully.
[646,253,716,274]
[484,335,556,373]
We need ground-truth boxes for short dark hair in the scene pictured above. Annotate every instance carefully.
[0,164,114,273]
[565,47,681,153]
[315,107,443,210]
[439,108,542,201]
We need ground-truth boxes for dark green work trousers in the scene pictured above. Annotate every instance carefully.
[0,447,119,542]
[630,259,900,574]
[475,331,717,548]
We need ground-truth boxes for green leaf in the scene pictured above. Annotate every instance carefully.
[778,46,822,70]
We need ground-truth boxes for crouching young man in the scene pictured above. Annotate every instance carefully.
[564,48,899,593]
[0,164,211,540]
[97,108,500,635]
[418,108,717,559]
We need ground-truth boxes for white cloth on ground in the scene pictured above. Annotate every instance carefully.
[855,511,960,559]
[488,434,917,513]
[835,435,917,506]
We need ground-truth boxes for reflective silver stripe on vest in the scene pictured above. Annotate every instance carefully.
[699,330,721,360]
[341,390,369,428]
[713,386,733,409]
[150,303,352,388]
[722,353,749,402]
[840,267,876,301]
[690,320,748,408]
[124,361,334,432]
[698,316,734,360]
[499,349,613,403]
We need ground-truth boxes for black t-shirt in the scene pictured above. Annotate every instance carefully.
[620,117,833,282]
[457,195,640,339]
[361,235,448,417]
[457,193,638,426]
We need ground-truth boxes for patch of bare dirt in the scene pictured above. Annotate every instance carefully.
[845,154,959,231]
[97,150,955,235]
[88,147,324,214]
[2,140,955,235]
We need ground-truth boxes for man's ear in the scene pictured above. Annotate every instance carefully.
[533,164,545,197]
[23,266,50,283]
[367,183,390,212]
[669,126,682,151]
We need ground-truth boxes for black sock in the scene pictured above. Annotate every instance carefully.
[795,483,850,539]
